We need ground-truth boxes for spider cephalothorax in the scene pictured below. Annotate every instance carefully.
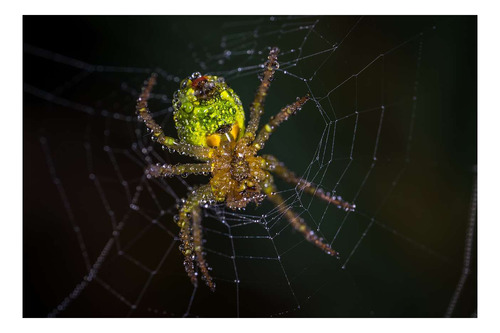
[137,47,356,291]
[209,131,269,210]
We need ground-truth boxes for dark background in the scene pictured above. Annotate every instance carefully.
[24,16,476,317]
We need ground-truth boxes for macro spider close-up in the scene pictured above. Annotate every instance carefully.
[136,47,356,291]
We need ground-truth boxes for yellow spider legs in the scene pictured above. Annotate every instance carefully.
[262,179,340,258]
[136,47,355,291]
[253,95,310,151]
[191,203,215,291]
[244,47,280,140]
[175,184,216,291]
[145,163,211,179]
[136,73,213,160]
[263,155,356,212]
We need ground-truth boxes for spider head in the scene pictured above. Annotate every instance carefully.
[172,72,246,147]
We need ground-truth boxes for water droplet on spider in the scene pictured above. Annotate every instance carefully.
[179,79,188,89]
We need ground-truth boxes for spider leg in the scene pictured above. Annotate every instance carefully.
[252,95,309,151]
[262,180,340,258]
[191,201,216,291]
[263,154,356,212]
[137,73,213,160]
[176,184,216,290]
[145,162,211,179]
[244,47,280,140]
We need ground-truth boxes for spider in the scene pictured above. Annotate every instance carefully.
[136,47,356,291]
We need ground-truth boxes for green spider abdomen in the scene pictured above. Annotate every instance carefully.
[172,72,245,147]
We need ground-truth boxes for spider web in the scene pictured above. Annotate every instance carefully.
[23,16,477,318]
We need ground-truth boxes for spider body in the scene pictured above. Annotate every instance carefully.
[172,72,245,147]
[137,47,356,291]
[209,131,269,210]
